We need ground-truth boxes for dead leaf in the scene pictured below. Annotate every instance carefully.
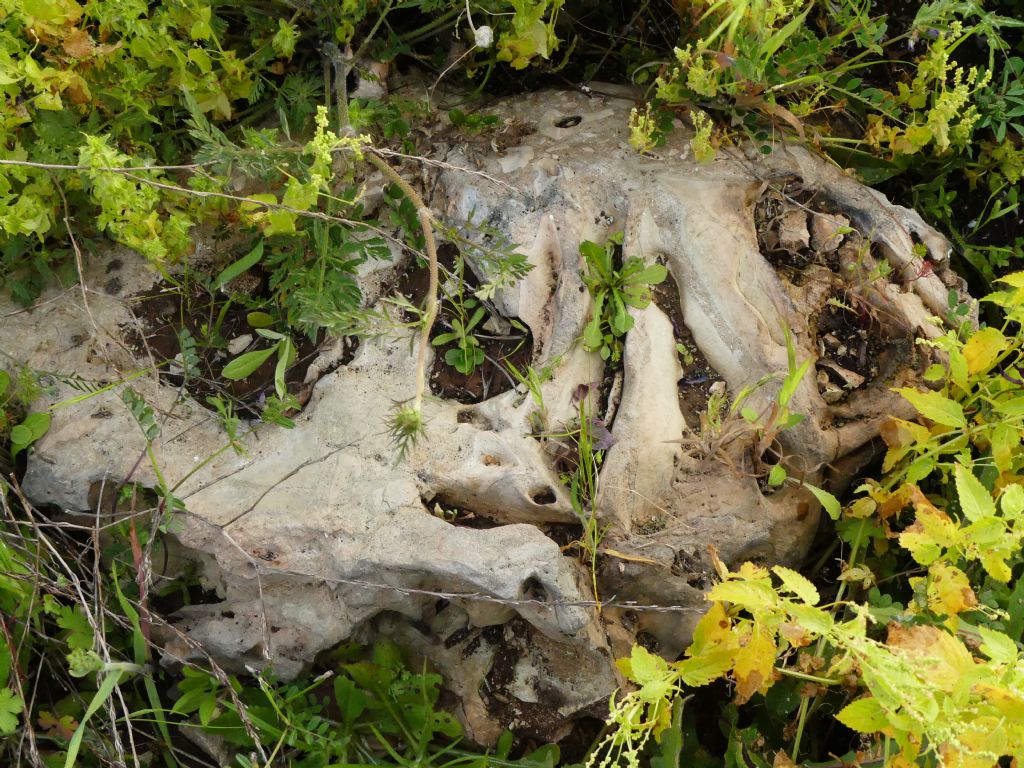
[62,27,94,59]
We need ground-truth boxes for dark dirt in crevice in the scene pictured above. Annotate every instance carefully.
[754,179,849,279]
[422,492,505,529]
[395,243,534,404]
[122,280,352,419]
[481,617,609,750]
[752,181,920,404]
[649,268,723,429]
[813,292,918,405]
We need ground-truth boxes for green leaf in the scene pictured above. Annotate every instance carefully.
[57,606,94,651]
[627,643,669,686]
[836,697,888,733]
[246,311,274,328]
[779,360,810,408]
[610,293,633,335]
[767,464,787,486]
[975,625,1018,664]
[675,647,733,687]
[215,241,264,291]
[805,484,841,520]
[9,424,32,448]
[583,312,604,351]
[954,462,995,522]
[273,338,294,398]
[0,687,22,737]
[772,565,819,605]
[433,332,459,346]
[22,412,50,441]
[895,388,966,428]
[0,370,9,396]
[623,263,668,286]
[222,346,277,380]
[65,669,127,768]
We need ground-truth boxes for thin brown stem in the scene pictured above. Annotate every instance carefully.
[364,151,439,413]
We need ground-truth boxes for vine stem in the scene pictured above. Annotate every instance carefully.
[364,151,439,413]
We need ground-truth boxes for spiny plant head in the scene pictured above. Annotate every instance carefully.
[387,405,426,460]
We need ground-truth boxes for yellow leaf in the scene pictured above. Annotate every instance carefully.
[879,417,932,451]
[975,682,1024,718]
[787,604,834,635]
[962,327,1008,374]
[979,548,1013,582]
[990,423,1020,473]
[707,580,779,611]
[733,620,777,705]
[885,624,974,688]
[925,562,977,617]
[898,497,960,565]
[689,601,735,656]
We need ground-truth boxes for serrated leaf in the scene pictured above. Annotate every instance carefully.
[895,388,966,428]
[787,603,834,635]
[772,565,819,605]
[0,687,22,736]
[689,601,735,656]
[836,697,887,733]
[899,531,942,565]
[991,424,1020,473]
[948,349,968,391]
[975,625,1018,665]
[926,561,977,617]
[215,241,264,290]
[627,643,668,687]
[222,346,277,380]
[675,647,734,686]
[962,327,1007,375]
[707,580,779,610]
[1001,484,1024,518]
[57,605,94,650]
[954,463,995,522]
[733,620,776,705]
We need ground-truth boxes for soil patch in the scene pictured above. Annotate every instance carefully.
[649,269,723,429]
[122,280,341,418]
[395,243,534,404]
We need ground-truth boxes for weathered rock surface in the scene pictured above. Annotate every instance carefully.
[2,89,967,744]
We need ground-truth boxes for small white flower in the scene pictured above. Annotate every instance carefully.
[474,25,493,49]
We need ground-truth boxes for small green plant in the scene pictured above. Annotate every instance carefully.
[581,233,668,363]
[729,327,841,515]
[448,108,502,133]
[433,304,487,375]
[0,366,50,466]
[221,329,296,401]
